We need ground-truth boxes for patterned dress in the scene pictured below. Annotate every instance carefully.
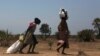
[24,22,37,44]
[58,20,69,48]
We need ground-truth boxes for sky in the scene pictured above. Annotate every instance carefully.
[0,0,100,35]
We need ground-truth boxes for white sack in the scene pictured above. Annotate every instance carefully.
[6,40,22,54]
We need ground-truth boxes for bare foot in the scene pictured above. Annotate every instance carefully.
[62,52,67,55]
[33,52,39,54]
[27,52,39,54]
[19,51,24,54]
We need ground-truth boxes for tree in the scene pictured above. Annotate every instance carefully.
[77,29,95,42]
[40,23,51,39]
[92,18,100,38]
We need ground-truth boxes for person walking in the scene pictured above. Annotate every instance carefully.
[57,8,70,55]
[19,18,41,54]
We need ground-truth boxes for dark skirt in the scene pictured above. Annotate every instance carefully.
[58,32,69,48]
[63,40,69,48]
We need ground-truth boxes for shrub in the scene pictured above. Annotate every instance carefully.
[77,29,95,42]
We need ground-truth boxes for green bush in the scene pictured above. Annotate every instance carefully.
[77,29,95,42]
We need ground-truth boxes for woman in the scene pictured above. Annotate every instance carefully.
[57,9,69,55]
[19,18,41,54]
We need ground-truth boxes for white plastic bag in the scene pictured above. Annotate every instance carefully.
[59,8,66,18]
[59,11,65,18]
[6,40,22,54]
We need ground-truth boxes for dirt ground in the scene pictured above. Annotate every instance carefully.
[0,40,100,56]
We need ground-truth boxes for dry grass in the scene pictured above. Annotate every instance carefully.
[0,39,100,56]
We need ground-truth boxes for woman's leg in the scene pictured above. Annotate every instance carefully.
[19,44,28,53]
[27,44,32,53]
[31,35,38,53]
[57,43,64,53]
[31,43,37,52]
[62,42,67,54]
